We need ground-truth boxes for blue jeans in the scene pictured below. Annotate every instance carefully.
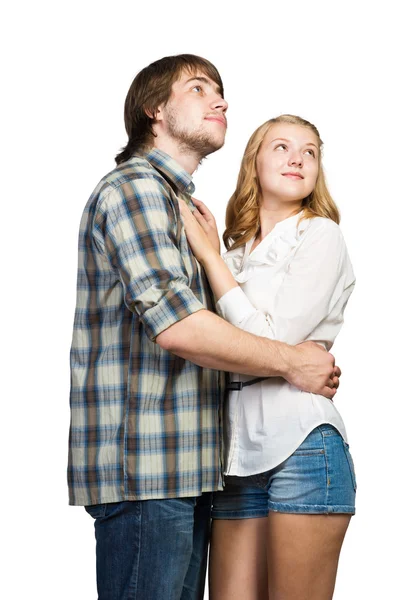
[85,493,212,600]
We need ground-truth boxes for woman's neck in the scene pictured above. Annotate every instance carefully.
[258,202,302,240]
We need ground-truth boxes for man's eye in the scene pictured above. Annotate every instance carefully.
[192,85,202,92]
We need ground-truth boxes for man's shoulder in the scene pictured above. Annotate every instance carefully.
[82,157,172,218]
[99,156,168,196]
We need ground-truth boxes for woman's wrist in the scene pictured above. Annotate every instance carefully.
[201,252,239,300]
[200,249,222,269]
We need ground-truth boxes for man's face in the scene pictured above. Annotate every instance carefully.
[158,71,228,159]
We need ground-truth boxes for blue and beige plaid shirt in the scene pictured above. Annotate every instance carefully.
[68,149,223,506]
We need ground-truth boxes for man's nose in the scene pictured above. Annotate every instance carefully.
[210,95,228,112]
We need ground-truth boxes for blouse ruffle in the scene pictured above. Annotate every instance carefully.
[223,213,310,283]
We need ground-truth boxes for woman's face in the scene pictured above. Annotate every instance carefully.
[256,123,320,207]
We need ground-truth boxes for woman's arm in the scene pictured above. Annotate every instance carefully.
[179,199,240,300]
[180,200,354,349]
[179,202,342,392]
[179,199,275,338]
[216,219,355,347]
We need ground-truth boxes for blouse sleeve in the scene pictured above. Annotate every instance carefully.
[216,220,355,349]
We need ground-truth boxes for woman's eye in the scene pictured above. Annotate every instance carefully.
[275,144,287,150]
[305,149,315,157]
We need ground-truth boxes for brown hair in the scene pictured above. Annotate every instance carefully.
[115,54,224,165]
[223,114,340,251]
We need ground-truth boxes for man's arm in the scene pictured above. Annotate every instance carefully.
[156,310,338,399]
[97,179,337,399]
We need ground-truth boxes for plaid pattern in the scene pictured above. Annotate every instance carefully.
[68,149,223,506]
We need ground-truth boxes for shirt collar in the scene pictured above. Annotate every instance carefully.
[143,148,195,195]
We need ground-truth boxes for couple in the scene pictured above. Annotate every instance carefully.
[68,54,356,600]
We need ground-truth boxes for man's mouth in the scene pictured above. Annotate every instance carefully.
[204,115,227,127]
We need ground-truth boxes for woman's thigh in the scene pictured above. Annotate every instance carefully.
[209,517,269,600]
[209,425,356,599]
[211,481,269,600]
[263,424,356,599]
[266,512,351,600]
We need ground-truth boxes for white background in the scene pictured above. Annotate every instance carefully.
[2,1,399,598]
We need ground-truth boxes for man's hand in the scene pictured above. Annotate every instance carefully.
[285,341,341,399]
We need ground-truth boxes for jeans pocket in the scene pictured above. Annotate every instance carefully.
[292,448,325,456]
[84,503,107,519]
[343,442,357,492]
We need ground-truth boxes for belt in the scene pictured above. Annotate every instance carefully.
[225,376,269,391]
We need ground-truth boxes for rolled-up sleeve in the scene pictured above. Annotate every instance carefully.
[216,220,355,348]
[94,178,205,341]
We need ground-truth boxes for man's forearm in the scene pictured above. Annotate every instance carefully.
[156,309,338,399]
[156,309,290,377]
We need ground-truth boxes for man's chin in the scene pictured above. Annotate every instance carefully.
[176,132,225,160]
[206,140,225,156]
[200,135,225,158]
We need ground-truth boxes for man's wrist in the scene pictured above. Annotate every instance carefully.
[272,340,295,380]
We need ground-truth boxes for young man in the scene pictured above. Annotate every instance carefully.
[68,54,340,600]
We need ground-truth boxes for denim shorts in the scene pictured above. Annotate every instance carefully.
[212,425,356,518]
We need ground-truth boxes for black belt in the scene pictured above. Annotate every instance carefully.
[226,377,269,391]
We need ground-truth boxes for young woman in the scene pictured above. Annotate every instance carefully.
[179,114,356,600]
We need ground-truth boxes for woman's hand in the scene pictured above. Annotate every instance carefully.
[179,199,219,264]
[190,198,221,254]
[179,199,239,300]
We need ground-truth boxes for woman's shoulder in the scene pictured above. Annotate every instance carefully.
[302,216,345,242]
[305,215,341,230]
[303,217,355,281]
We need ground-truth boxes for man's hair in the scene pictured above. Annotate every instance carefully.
[115,54,224,165]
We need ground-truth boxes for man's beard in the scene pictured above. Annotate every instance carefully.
[164,106,225,159]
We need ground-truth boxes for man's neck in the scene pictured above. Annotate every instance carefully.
[152,139,200,175]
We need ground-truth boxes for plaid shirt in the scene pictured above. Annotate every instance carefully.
[68,149,223,506]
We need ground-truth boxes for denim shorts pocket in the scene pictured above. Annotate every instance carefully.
[292,448,325,456]
[85,503,107,519]
[343,441,357,492]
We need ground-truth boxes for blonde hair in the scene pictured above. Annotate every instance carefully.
[223,114,340,251]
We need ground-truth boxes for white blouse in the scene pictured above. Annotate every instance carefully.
[216,212,355,476]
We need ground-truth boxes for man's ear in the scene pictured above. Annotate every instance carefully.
[144,107,163,122]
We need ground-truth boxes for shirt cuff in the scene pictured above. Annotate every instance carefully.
[139,287,206,341]
[216,286,257,327]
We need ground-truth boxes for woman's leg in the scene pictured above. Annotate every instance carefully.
[266,512,351,600]
[265,425,356,600]
[209,479,270,600]
[209,517,269,600]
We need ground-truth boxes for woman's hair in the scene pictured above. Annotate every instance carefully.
[115,54,224,165]
[223,114,340,251]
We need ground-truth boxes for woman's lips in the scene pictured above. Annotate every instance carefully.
[282,172,304,180]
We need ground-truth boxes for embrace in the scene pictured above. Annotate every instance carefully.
[68,54,356,600]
